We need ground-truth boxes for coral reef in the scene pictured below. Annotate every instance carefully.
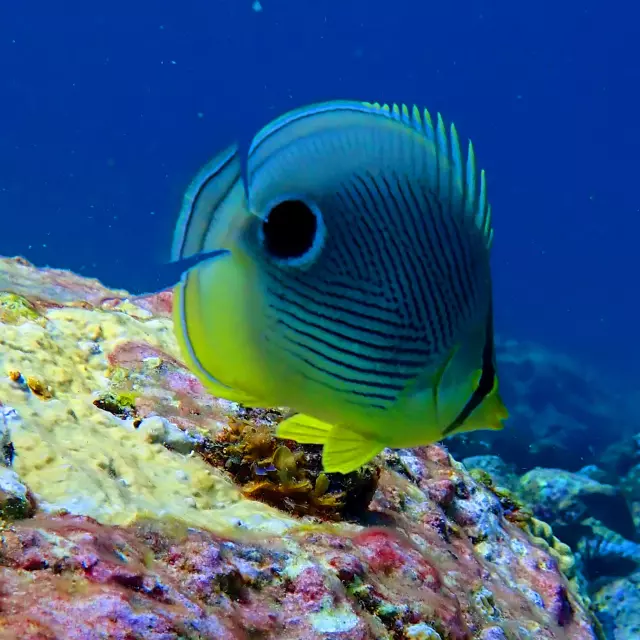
[577,518,640,584]
[592,569,640,640]
[434,332,640,639]
[602,433,640,535]
[462,456,520,494]
[519,468,636,546]
[455,421,640,639]
[0,256,604,638]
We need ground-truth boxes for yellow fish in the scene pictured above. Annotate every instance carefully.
[168,100,509,474]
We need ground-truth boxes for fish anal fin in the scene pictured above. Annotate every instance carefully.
[476,376,509,430]
[323,430,384,475]
[482,389,509,430]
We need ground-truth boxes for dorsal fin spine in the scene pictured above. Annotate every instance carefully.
[435,113,448,201]
[479,169,488,233]
[361,100,494,247]
[411,104,422,131]
[465,142,477,221]
[449,123,464,216]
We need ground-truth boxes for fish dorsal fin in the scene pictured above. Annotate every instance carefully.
[248,100,493,248]
[362,101,493,249]
[171,144,249,260]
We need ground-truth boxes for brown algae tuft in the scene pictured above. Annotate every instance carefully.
[196,411,379,520]
[26,376,54,400]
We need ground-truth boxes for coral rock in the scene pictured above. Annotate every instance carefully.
[0,256,602,639]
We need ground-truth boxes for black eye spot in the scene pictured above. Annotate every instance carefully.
[262,199,318,260]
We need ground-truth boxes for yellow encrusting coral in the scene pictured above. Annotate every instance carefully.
[0,292,42,325]
[0,301,296,536]
[527,516,576,578]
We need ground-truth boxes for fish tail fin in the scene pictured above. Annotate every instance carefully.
[453,379,509,434]
[276,414,384,474]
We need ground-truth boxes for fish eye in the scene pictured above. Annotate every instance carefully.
[261,198,325,266]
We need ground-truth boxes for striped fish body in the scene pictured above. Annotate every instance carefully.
[170,100,507,473]
[250,189,492,442]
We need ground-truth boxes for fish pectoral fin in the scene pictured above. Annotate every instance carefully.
[276,413,335,444]
[323,430,384,475]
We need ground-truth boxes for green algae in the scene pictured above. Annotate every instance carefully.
[0,292,41,325]
[93,390,139,419]
[469,468,534,525]
[0,495,34,520]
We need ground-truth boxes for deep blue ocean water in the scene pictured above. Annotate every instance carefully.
[0,0,637,383]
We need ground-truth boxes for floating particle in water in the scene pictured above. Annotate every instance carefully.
[252,1,263,12]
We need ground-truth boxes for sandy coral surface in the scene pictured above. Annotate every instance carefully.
[0,256,602,639]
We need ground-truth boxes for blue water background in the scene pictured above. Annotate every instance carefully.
[0,1,637,383]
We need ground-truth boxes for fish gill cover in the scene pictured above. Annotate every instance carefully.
[0,1,638,639]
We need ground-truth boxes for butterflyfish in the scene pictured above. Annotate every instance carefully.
[168,100,509,474]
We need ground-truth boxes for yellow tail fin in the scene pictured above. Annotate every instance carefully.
[454,379,509,434]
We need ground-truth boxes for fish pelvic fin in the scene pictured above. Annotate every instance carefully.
[276,414,384,474]
[323,431,385,474]
[276,414,334,444]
